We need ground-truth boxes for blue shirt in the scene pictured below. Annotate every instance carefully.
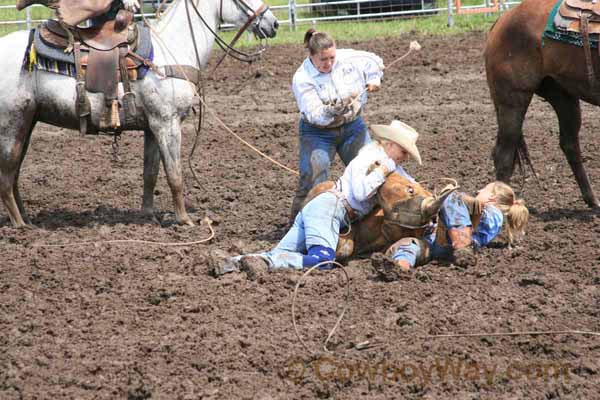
[472,205,504,249]
[292,49,384,127]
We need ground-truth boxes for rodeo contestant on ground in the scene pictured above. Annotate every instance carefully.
[374,181,530,277]
[289,28,385,221]
[213,120,422,276]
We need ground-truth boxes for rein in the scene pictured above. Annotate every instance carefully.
[186,0,268,65]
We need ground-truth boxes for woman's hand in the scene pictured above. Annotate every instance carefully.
[371,158,396,176]
[367,84,380,93]
[122,0,140,12]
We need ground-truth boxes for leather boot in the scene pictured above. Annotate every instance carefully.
[447,227,477,267]
[16,0,50,11]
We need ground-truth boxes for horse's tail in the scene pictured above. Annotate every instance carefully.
[515,135,540,191]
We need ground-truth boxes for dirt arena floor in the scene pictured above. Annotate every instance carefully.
[1,31,599,399]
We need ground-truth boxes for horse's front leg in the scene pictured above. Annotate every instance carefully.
[148,118,194,226]
[142,129,161,219]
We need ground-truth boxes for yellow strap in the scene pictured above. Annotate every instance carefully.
[28,42,37,72]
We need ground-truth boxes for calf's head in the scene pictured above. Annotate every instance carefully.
[340,173,457,257]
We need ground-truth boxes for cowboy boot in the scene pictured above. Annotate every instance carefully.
[447,227,477,267]
[239,256,269,281]
[371,252,412,282]
[16,0,51,11]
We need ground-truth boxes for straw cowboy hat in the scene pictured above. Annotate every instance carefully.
[370,120,422,165]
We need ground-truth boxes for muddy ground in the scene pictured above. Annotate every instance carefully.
[1,31,599,399]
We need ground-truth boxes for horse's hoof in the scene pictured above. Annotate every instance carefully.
[143,209,162,224]
[17,223,36,230]
[178,218,195,227]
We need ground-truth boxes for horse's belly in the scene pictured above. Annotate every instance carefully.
[34,72,81,129]
[34,71,150,131]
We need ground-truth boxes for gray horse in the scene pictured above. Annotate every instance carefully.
[0,0,278,227]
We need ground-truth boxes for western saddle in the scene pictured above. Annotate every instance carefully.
[34,9,144,134]
[557,0,600,95]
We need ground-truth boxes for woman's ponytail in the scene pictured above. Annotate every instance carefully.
[492,182,529,245]
[303,29,335,55]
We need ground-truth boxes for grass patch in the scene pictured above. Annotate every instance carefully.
[0,1,52,36]
[226,12,498,47]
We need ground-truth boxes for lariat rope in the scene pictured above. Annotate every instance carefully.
[343,41,421,112]
[27,217,214,248]
[292,260,351,354]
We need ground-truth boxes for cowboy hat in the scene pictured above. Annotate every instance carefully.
[370,120,422,165]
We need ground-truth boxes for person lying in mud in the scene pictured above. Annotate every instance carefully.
[211,120,422,277]
[372,181,529,280]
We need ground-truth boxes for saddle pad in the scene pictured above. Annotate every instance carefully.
[543,0,600,48]
[32,21,153,69]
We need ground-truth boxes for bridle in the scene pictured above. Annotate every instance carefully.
[185,0,270,66]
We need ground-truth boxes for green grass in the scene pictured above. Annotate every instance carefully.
[225,12,499,47]
[0,0,500,41]
[0,0,52,36]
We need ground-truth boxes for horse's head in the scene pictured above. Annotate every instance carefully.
[220,0,279,39]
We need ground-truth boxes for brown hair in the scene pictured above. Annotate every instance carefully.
[303,28,335,55]
[490,181,529,245]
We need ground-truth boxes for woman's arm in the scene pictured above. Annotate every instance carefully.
[348,157,396,202]
[292,74,337,127]
[337,49,385,86]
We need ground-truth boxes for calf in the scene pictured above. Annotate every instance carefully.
[306,172,456,260]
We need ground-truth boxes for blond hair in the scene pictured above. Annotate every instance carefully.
[490,181,529,244]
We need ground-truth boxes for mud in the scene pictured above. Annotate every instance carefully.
[1,31,599,399]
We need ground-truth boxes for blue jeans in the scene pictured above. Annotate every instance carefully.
[391,192,472,266]
[290,117,371,218]
[257,192,348,270]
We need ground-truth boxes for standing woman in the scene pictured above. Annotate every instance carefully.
[290,28,385,220]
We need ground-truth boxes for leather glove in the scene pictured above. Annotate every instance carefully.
[122,0,140,12]
[324,98,348,116]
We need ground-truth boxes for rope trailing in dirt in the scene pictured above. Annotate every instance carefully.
[421,330,600,340]
[27,217,214,248]
[145,14,299,177]
[292,260,351,355]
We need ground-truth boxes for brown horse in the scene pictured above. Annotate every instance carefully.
[485,0,600,209]
[306,173,456,259]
